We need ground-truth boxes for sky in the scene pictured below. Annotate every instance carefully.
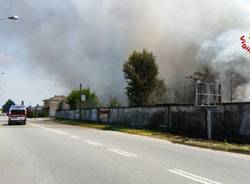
[0,0,250,106]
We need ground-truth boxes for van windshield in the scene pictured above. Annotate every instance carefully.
[11,110,25,115]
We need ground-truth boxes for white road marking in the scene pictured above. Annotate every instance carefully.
[168,169,222,184]
[30,124,68,135]
[108,148,137,158]
[69,135,81,139]
[84,140,103,146]
[46,129,67,135]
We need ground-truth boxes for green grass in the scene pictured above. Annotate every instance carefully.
[55,119,250,155]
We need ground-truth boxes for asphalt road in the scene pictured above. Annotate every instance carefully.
[0,118,249,184]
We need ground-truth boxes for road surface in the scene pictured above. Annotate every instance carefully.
[0,118,249,184]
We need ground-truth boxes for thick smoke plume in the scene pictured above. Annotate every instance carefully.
[196,30,250,101]
[0,0,250,103]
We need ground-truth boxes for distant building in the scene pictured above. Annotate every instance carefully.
[43,95,69,117]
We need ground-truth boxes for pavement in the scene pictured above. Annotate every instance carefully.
[0,117,249,184]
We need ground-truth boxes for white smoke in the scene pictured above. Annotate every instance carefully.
[0,0,250,103]
[196,29,250,101]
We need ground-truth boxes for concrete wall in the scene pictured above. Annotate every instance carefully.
[55,103,250,143]
[210,103,250,142]
[56,109,98,121]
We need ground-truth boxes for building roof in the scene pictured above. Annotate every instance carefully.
[43,95,66,102]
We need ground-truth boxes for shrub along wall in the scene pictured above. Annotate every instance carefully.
[55,102,250,143]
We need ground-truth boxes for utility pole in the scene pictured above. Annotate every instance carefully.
[79,83,82,120]
[230,74,236,103]
[207,108,212,140]
[183,82,186,104]
[230,78,233,103]
[186,75,198,104]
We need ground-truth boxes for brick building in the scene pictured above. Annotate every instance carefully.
[43,95,69,117]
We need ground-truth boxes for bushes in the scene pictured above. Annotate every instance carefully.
[27,108,49,118]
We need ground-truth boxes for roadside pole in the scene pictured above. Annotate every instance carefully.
[195,81,221,141]
[183,82,186,103]
[230,78,233,103]
[230,74,236,103]
[79,83,82,120]
[207,109,212,140]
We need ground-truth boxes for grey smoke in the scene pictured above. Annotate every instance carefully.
[196,30,250,101]
[0,0,250,103]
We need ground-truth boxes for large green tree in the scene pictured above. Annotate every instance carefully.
[123,49,166,106]
[67,88,99,109]
[2,99,15,113]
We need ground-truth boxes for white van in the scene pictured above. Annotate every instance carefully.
[8,105,27,125]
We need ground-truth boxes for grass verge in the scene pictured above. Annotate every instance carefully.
[55,119,250,155]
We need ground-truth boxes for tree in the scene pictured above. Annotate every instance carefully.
[108,97,121,107]
[123,49,166,106]
[2,99,15,113]
[193,65,218,82]
[148,79,166,104]
[67,88,99,109]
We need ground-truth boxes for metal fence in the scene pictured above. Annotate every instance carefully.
[165,81,195,104]
[164,80,242,104]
